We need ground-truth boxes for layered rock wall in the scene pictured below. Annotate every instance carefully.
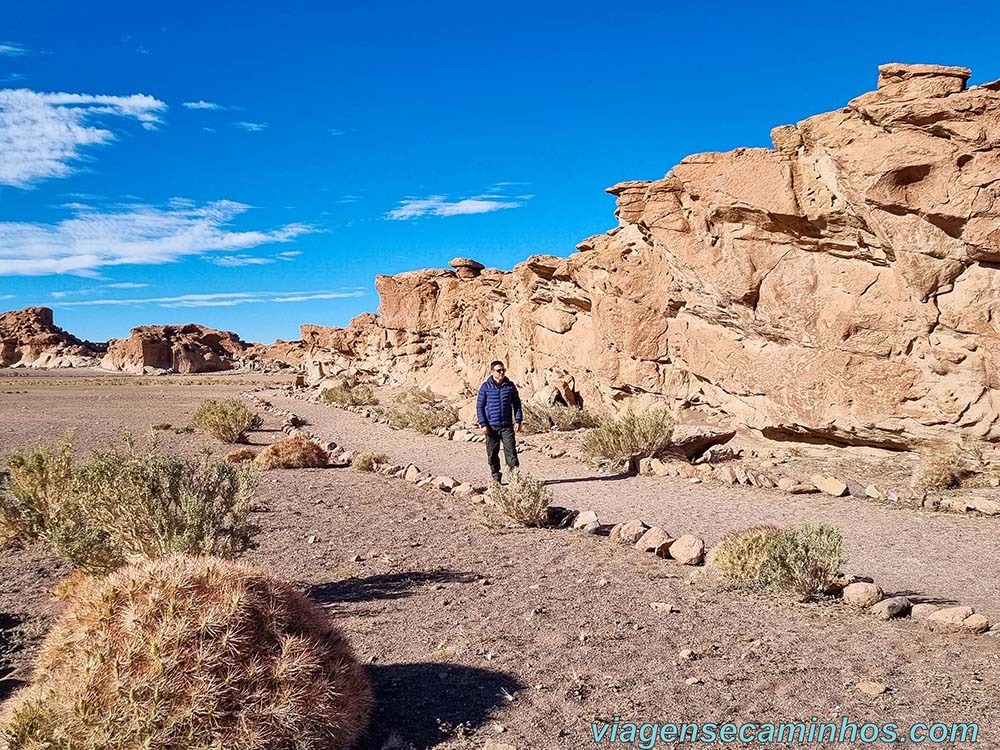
[0,307,102,368]
[102,324,252,374]
[308,64,1000,448]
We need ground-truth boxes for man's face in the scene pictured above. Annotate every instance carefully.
[491,364,506,382]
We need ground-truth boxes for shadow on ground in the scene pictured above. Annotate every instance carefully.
[543,471,634,486]
[360,662,524,750]
[307,569,477,606]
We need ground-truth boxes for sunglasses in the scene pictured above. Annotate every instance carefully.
[493,367,505,372]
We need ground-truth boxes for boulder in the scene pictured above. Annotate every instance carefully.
[926,606,990,633]
[573,510,599,530]
[870,597,911,619]
[666,535,706,565]
[666,425,737,460]
[0,307,103,368]
[102,323,251,373]
[635,527,673,553]
[610,519,650,545]
[842,582,884,608]
[811,475,848,497]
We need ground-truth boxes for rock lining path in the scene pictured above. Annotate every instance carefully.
[264,391,1000,620]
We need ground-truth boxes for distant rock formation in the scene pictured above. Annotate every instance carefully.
[302,63,1000,450]
[0,307,103,368]
[102,324,252,374]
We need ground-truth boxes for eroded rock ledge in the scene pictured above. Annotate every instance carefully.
[318,64,1000,449]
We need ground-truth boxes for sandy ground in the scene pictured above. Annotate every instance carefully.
[1,375,999,750]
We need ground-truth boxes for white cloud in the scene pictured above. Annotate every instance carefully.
[0,42,27,56]
[328,128,345,136]
[0,73,27,83]
[386,195,522,220]
[0,294,13,300]
[183,100,225,110]
[136,46,150,55]
[105,282,149,289]
[209,254,277,267]
[0,200,312,276]
[277,250,301,260]
[0,88,167,188]
[51,289,365,308]
[234,121,268,132]
[50,282,150,299]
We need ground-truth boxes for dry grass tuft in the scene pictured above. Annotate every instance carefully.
[710,523,844,600]
[150,422,172,431]
[351,451,389,472]
[522,403,602,434]
[0,555,373,750]
[255,437,329,470]
[386,388,458,434]
[320,381,378,406]
[0,433,258,574]
[489,469,552,527]
[916,446,967,489]
[580,408,675,462]
[191,399,262,443]
[225,446,259,464]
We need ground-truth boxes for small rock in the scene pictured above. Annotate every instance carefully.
[857,681,886,696]
[811,474,848,497]
[638,456,654,475]
[306,535,318,544]
[667,535,706,565]
[842,582,884,608]
[649,601,678,613]
[968,497,1000,515]
[684,676,703,686]
[844,478,868,498]
[777,477,797,492]
[687,477,703,484]
[635,527,673,552]
[650,458,676,477]
[452,483,476,498]
[925,606,989,633]
[679,648,696,660]
[610,519,649,545]
[433,476,459,491]
[714,465,738,484]
[910,603,940,620]
[940,497,969,513]
[870,596,911,619]
[583,521,602,535]
[573,510,599,529]
[403,464,422,482]
[865,484,885,500]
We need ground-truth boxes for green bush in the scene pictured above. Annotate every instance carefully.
[191,399,262,443]
[320,382,378,406]
[710,523,844,599]
[490,469,552,527]
[522,402,602,433]
[580,408,675,461]
[0,434,259,574]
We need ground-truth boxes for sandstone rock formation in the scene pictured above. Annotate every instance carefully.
[0,307,102,368]
[302,64,1000,450]
[102,323,252,374]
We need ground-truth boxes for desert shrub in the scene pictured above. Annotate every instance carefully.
[385,390,458,434]
[522,403,602,434]
[320,381,378,407]
[225,446,259,464]
[191,398,262,443]
[351,451,388,472]
[255,437,329,470]
[580,408,675,461]
[0,555,373,750]
[0,435,259,574]
[711,523,844,599]
[0,432,75,546]
[916,447,965,489]
[490,469,552,527]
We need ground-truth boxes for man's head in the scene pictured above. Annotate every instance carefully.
[489,360,506,383]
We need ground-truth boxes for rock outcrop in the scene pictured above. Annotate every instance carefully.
[303,63,1000,450]
[102,324,252,374]
[0,307,103,368]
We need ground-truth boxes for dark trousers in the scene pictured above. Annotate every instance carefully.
[486,426,519,481]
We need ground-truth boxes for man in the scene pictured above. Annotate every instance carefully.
[476,360,523,483]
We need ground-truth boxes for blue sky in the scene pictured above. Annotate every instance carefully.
[2,1,998,343]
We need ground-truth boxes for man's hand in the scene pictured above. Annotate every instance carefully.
[481,426,489,436]
[515,423,523,433]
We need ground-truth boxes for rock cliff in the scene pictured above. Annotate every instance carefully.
[303,63,1000,450]
[101,324,252,374]
[0,307,102,368]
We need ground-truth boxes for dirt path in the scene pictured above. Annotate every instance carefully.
[265,391,1000,620]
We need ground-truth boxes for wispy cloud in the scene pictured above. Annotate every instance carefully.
[0,200,312,276]
[183,100,225,111]
[386,196,522,220]
[0,88,167,188]
[209,254,277,267]
[0,73,27,83]
[0,42,28,56]
[135,46,150,55]
[50,281,151,299]
[277,250,301,260]
[51,289,365,308]
[0,294,13,300]
[234,121,268,132]
[328,128,345,136]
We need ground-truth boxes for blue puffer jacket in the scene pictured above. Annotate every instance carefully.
[476,377,523,428]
